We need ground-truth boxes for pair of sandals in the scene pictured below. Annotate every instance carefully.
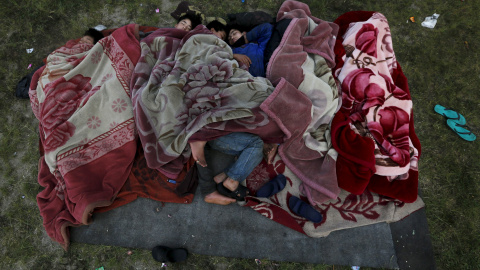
[435,105,476,141]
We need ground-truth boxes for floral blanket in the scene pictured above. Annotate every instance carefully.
[265,0,341,205]
[331,11,421,202]
[130,26,285,179]
[29,24,141,249]
[244,156,424,237]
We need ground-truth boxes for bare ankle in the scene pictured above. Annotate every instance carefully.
[223,178,239,191]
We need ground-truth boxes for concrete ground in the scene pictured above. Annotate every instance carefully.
[71,189,436,269]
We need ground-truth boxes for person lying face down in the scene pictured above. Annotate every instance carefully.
[174,14,201,31]
[227,23,273,77]
[79,28,104,45]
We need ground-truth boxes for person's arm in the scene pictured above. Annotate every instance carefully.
[233,54,252,68]
[245,23,273,51]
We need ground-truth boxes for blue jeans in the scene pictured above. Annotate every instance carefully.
[207,132,264,182]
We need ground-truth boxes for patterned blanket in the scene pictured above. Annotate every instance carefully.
[265,0,341,205]
[130,26,285,179]
[331,11,421,202]
[242,0,423,235]
[30,24,141,249]
[244,156,424,237]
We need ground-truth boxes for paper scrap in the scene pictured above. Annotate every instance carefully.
[421,13,440,29]
[26,48,34,53]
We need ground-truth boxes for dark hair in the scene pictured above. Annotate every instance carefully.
[226,23,247,36]
[178,14,202,29]
[83,28,104,44]
[206,20,226,33]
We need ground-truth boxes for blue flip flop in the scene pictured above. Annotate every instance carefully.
[434,105,466,124]
[288,196,323,223]
[256,174,287,198]
[446,119,476,142]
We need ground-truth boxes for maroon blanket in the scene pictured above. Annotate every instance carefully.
[30,24,141,249]
[331,11,421,202]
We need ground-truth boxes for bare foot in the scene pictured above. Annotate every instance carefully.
[214,172,228,184]
[204,191,236,205]
[223,177,239,192]
[263,143,279,164]
[189,141,207,167]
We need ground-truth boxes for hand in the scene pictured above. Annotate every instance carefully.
[233,54,252,69]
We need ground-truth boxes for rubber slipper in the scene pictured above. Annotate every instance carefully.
[256,174,287,198]
[434,105,466,124]
[152,245,188,263]
[288,196,323,223]
[446,119,476,141]
[217,183,249,201]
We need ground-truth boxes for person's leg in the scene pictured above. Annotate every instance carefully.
[208,132,264,191]
[196,144,236,205]
[189,140,207,167]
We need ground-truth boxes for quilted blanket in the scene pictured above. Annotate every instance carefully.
[331,11,421,202]
[29,24,141,249]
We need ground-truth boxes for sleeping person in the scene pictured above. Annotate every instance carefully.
[188,23,278,205]
[79,28,104,45]
[174,14,202,31]
[227,22,273,77]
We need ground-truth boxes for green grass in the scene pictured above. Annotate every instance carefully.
[1,0,479,269]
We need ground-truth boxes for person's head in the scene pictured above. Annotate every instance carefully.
[175,14,201,31]
[227,26,246,46]
[206,20,227,41]
[80,28,104,45]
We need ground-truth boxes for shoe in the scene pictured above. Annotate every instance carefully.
[152,246,188,263]
[446,119,476,142]
[288,196,323,223]
[434,105,466,124]
[256,174,286,198]
[217,183,249,201]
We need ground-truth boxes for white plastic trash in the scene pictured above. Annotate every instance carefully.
[421,13,440,28]
[93,24,107,31]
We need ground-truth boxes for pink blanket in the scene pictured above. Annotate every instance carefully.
[266,0,341,204]
[331,11,421,202]
[30,24,141,249]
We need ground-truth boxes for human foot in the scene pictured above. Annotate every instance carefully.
[189,141,207,167]
[263,143,279,164]
[204,191,236,205]
[223,178,239,192]
[216,178,249,201]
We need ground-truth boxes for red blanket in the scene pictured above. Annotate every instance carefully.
[331,11,421,202]
[31,24,142,249]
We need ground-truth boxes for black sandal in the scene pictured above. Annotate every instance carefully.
[217,183,249,201]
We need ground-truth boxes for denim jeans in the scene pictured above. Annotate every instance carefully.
[207,132,264,182]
